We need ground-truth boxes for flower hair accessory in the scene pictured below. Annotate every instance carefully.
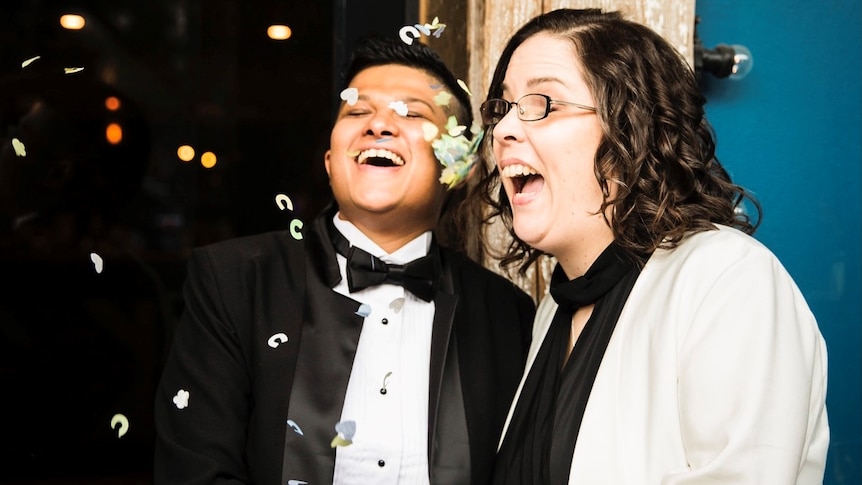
[433,116,484,189]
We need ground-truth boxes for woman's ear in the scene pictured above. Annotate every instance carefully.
[323,150,332,178]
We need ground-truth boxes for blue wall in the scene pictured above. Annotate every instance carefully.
[696,1,861,483]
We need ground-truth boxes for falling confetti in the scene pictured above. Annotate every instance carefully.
[388,100,409,117]
[422,122,440,142]
[268,332,288,348]
[445,116,466,137]
[110,413,129,438]
[90,252,104,274]
[64,67,84,74]
[346,149,360,157]
[11,138,26,157]
[389,298,405,313]
[340,87,359,106]
[289,219,303,240]
[399,25,421,45]
[274,193,293,211]
[21,55,40,68]
[287,419,304,435]
[457,79,472,97]
[414,23,431,36]
[433,90,452,107]
[330,420,356,448]
[375,137,391,144]
[355,303,372,318]
[432,25,446,38]
[173,389,190,409]
[287,481,308,485]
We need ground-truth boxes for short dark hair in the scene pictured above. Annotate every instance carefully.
[340,34,473,133]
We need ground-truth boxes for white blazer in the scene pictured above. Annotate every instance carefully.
[499,225,829,484]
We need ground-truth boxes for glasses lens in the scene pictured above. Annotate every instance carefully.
[517,94,549,121]
[480,99,510,125]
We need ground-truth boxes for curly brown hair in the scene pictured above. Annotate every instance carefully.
[471,8,760,273]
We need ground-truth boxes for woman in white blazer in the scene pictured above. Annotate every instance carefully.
[472,8,829,484]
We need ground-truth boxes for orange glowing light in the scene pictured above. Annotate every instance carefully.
[105,96,121,111]
[105,123,123,144]
[177,145,195,162]
[267,25,292,40]
[200,151,217,168]
[60,14,86,30]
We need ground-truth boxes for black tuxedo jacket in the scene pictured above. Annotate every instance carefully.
[154,207,534,484]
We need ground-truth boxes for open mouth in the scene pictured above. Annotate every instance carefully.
[501,164,543,194]
[357,148,404,167]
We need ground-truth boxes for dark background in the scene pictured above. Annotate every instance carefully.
[0,1,419,483]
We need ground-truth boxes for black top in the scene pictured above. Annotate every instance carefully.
[494,243,641,485]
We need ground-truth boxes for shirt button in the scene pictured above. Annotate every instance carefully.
[378,459,386,467]
[381,318,388,325]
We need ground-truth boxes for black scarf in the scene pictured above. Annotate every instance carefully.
[493,242,640,485]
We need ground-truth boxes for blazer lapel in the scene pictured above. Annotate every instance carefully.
[427,250,471,485]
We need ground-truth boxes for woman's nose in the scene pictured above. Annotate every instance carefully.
[491,105,522,144]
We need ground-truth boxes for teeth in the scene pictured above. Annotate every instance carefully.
[357,148,405,166]
[500,164,538,178]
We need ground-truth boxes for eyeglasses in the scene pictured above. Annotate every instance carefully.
[480,93,596,126]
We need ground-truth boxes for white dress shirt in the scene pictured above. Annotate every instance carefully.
[331,214,435,485]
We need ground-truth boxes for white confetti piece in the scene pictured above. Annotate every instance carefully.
[414,23,431,36]
[11,138,26,157]
[267,332,288,348]
[64,67,84,74]
[422,122,439,142]
[432,24,446,38]
[457,79,472,97]
[90,252,104,274]
[399,25,421,45]
[173,389,190,409]
[388,100,409,117]
[110,413,129,438]
[274,193,293,211]
[340,87,358,106]
[355,303,372,318]
[289,219,303,240]
[21,55,40,68]
[389,297,405,313]
[288,481,308,485]
[287,419,304,435]
[330,420,356,447]
[433,90,452,107]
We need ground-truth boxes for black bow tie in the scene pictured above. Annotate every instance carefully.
[329,224,437,302]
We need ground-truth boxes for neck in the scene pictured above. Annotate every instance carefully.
[554,234,615,280]
[336,213,432,254]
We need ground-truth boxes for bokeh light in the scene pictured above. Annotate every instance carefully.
[177,145,195,162]
[60,14,85,30]
[105,123,122,144]
[267,24,292,40]
[200,151,217,168]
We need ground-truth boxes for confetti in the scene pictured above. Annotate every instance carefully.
[389,297,405,313]
[457,79,472,97]
[330,420,356,448]
[289,219,303,240]
[287,481,308,485]
[445,116,466,137]
[346,149,360,157]
[399,25,421,45]
[267,333,288,348]
[173,389,190,409]
[287,419,304,435]
[433,90,453,107]
[21,55,40,68]
[388,100,409,117]
[274,193,293,211]
[355,303,372,318]
[110,413,129,438]
[375,137,391,144]
[340,87,358,106]
[90,252,104,273]
[422,122,439,142]
[11,138,26,157]
[414,23,431,36]
[432,25,446,38]
[64,67,84,74]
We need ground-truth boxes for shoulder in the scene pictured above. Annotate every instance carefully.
[440,247,532,300]
[192,230,301,265]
